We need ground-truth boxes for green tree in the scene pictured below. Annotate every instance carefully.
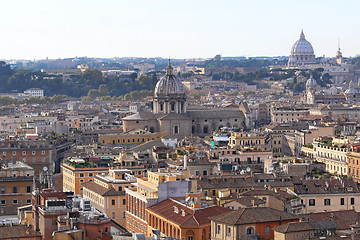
[99,84,109,96]
[87,89,101,99]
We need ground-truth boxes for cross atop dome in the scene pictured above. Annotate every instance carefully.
[166,58,173,76]
[300,29,305,39]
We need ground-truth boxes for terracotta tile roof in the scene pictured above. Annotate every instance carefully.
[301,210,360,230]
[294,179,360,194]
[239,189,294,202]
[210,207,299,225]
[228,196,265,207]
[197,176,294,190]
[82,182,125,196]
[146,198,231,226]
[273,221,314,233]
[0,225,41,239]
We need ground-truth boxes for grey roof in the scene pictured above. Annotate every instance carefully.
[309,220,338,230]
[130,140,165,152]
[187,109,245,119]
[122,112,156,121]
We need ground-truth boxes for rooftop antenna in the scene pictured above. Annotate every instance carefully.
[338,38,341,51]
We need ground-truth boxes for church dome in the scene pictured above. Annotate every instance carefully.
[306,77,317,86]
[345,88,359,94]
[154,60,185,97]
[291,30,314,54]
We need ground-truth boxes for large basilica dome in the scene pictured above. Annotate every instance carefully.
[153,60,186,114]
[154,61,185,97]
[288,30,316,68]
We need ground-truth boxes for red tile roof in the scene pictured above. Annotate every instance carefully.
[301,210,360,230]
[146,198,231,226]
[210,207,299,225]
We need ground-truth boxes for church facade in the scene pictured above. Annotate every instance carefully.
[123,61,250,139]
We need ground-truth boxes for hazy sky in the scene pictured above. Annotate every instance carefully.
[0,0,359,60]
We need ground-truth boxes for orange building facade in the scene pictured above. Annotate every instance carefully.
[146,198,231,240]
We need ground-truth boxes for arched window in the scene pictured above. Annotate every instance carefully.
[160,103,163,111]
[174,126,179,134]
[171,103,175,111]
[265,226,270,235]
[246,227,254,235]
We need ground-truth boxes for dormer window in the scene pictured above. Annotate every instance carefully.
[174,206,179,213]
[181,209,185,216]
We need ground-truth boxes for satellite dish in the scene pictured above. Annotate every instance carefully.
[246,167,251,172]
[43,166,48,172]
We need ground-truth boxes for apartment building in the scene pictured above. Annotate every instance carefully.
[98,129,167,146]
[294,179,360,214]
[313,137,348,175]
[61,159,109,195]
[146,198,230,239]
[0,161,33,215]
[82,168,136,226]
[271,107,309,124]
[125,170,190,235]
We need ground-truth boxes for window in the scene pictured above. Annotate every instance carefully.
[13,199,18,205]
[204,191,208,197]
[246,227,254,235]
[351,198,355,205]
[12,186,17,193]
[227,227,231,237]
[80,173,84,177]
[309,199,315,206]
[174,125,179,134]
[112,199,115,205]
[324,198,331,206]
[217,225,221,234]
[22,151,26,155]
[341,198,345,205]
[265,226,270,235]
[26,185,31,193]
[0,186,5,194]
[118,186,122,191]
[195,170,199,176]
[26,199,31,204]
[89,173,93,177]
[123,199,126,205]
[111,212,116,219]
[123,211,126,218]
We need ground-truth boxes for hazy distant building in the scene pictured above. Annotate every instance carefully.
[24,88,44,97]
[288,30,316,68]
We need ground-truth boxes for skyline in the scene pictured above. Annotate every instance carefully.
[0,0,359,60]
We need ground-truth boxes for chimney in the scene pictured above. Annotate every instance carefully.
[251,199,255,207]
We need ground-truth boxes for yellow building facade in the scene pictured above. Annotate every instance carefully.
[61,162,109,195]
[99,130,167,146]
